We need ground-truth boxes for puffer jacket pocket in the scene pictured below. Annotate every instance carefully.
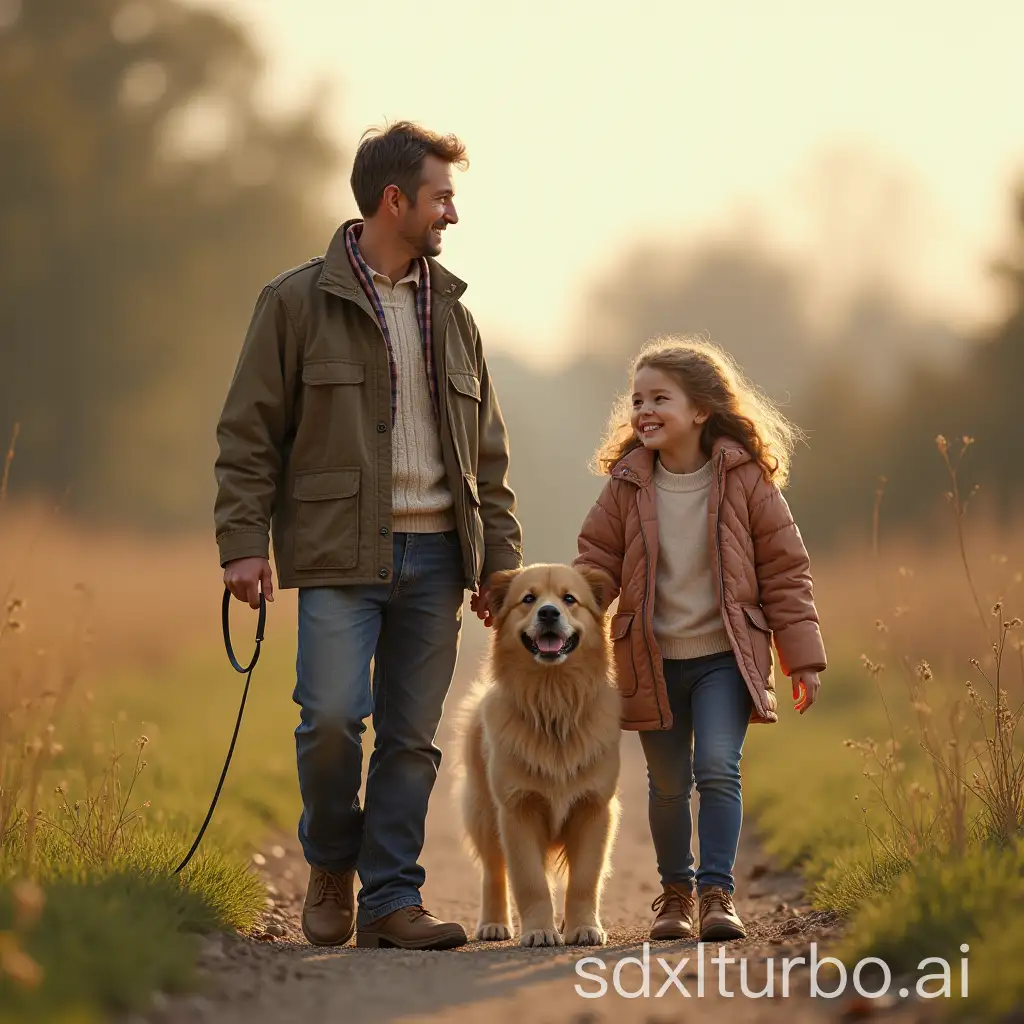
[741,603,774,688]
[609,610,639,697]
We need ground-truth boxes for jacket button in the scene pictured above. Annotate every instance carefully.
[378,568,389,579]
[380,526,389,536]
[377,422,387,433]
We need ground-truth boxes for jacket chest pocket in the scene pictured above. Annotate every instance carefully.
[446,370,480,473]
[292,468,360,571]
[301,359,365,414]
[302,359,365,387]
[298,359,366,465]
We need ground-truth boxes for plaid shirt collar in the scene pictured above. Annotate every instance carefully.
[344,221,437,426]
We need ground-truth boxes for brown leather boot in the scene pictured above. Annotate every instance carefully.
[356,904,468,950]
[698,886,746,941]
[301,867,356,946]
[649,883,696,941]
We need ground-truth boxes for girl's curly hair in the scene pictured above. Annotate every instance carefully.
[591,335,803,487]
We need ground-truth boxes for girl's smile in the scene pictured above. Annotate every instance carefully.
[631,366,709,474]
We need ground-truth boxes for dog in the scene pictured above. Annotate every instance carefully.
[453,563,621,947]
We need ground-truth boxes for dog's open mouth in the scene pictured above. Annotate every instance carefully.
[521,631,580,661]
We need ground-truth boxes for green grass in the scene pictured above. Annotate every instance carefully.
[744,659,895,885]
[0,633,302,1022]
[744,656,1024,1019]
[6,614,1020,1021]
[951,877,1024,1021]
[0,830,264,1023]
[83,638,303,846]
[825,840,1024,1020]
[833,838,1023,963]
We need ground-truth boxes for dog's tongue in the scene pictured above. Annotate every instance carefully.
[537,635,563,654]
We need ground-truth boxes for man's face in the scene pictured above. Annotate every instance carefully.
[398,154,459,258]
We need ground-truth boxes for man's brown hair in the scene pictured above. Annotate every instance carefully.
[350,121,469,216]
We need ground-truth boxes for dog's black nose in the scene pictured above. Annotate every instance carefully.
[536,604,561,626]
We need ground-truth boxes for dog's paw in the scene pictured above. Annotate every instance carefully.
[519,927,564,948]
[476,921,513,941]
[563,924,607,946]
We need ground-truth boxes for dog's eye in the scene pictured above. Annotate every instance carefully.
[563,594,576,605]
[522,593,536,604]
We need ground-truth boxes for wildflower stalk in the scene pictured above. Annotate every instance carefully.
[936,434,988,635]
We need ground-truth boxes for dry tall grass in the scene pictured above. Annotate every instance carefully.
[831,436,1023,874]
[3,428,1022,864]
[0,503,286,671]
[1,430,202,995]
[0,427,275,1008]
[1,426,162,873]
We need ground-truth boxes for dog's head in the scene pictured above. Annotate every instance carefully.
[485,563,611,667]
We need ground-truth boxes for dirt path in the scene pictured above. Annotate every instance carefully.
[145,639,929,1024]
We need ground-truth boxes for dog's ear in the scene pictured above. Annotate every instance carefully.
[577,565,614,613]
[485,568,521,615]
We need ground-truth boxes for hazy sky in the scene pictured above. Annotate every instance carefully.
[200,0,1024,368]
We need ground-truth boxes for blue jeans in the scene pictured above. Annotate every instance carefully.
[292,531,464,924]
[637,651,753,894]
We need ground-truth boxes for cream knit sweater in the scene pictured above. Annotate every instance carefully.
[369,263,456,534]
[652,456,732,660]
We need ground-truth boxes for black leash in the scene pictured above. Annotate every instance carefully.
[172,586,266,875]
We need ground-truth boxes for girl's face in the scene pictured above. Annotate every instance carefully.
[630,365,708,454]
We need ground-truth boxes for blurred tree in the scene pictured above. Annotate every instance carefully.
[784,182,1024,546]
[572,235,815,404]
[825,285,965,401]
[484,353,613,566]
[0,0,342,526]
[552,223,973,548]
[490,180,1024,557]
[961,184,1024,517]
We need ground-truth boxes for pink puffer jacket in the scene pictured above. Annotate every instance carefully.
[574,436,826,729]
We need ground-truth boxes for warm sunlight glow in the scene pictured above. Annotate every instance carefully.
[200,0,1024,368]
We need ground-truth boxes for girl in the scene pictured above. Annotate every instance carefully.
[574,336,826,943]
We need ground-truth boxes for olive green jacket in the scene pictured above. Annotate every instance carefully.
[214,221,523,590]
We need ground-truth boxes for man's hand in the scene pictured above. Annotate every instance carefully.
[470,585,494,628]
[224,556,275,609]
[792,670,821,714]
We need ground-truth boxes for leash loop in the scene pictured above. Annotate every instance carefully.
[222,585,266,674]
[172,586,266,875]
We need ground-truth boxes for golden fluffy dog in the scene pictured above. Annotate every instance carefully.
[453,563,621,947]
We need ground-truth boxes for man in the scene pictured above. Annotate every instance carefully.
[214,122,522,950]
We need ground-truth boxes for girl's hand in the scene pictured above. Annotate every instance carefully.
[792,670,820,714]
[470,585,495,628]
